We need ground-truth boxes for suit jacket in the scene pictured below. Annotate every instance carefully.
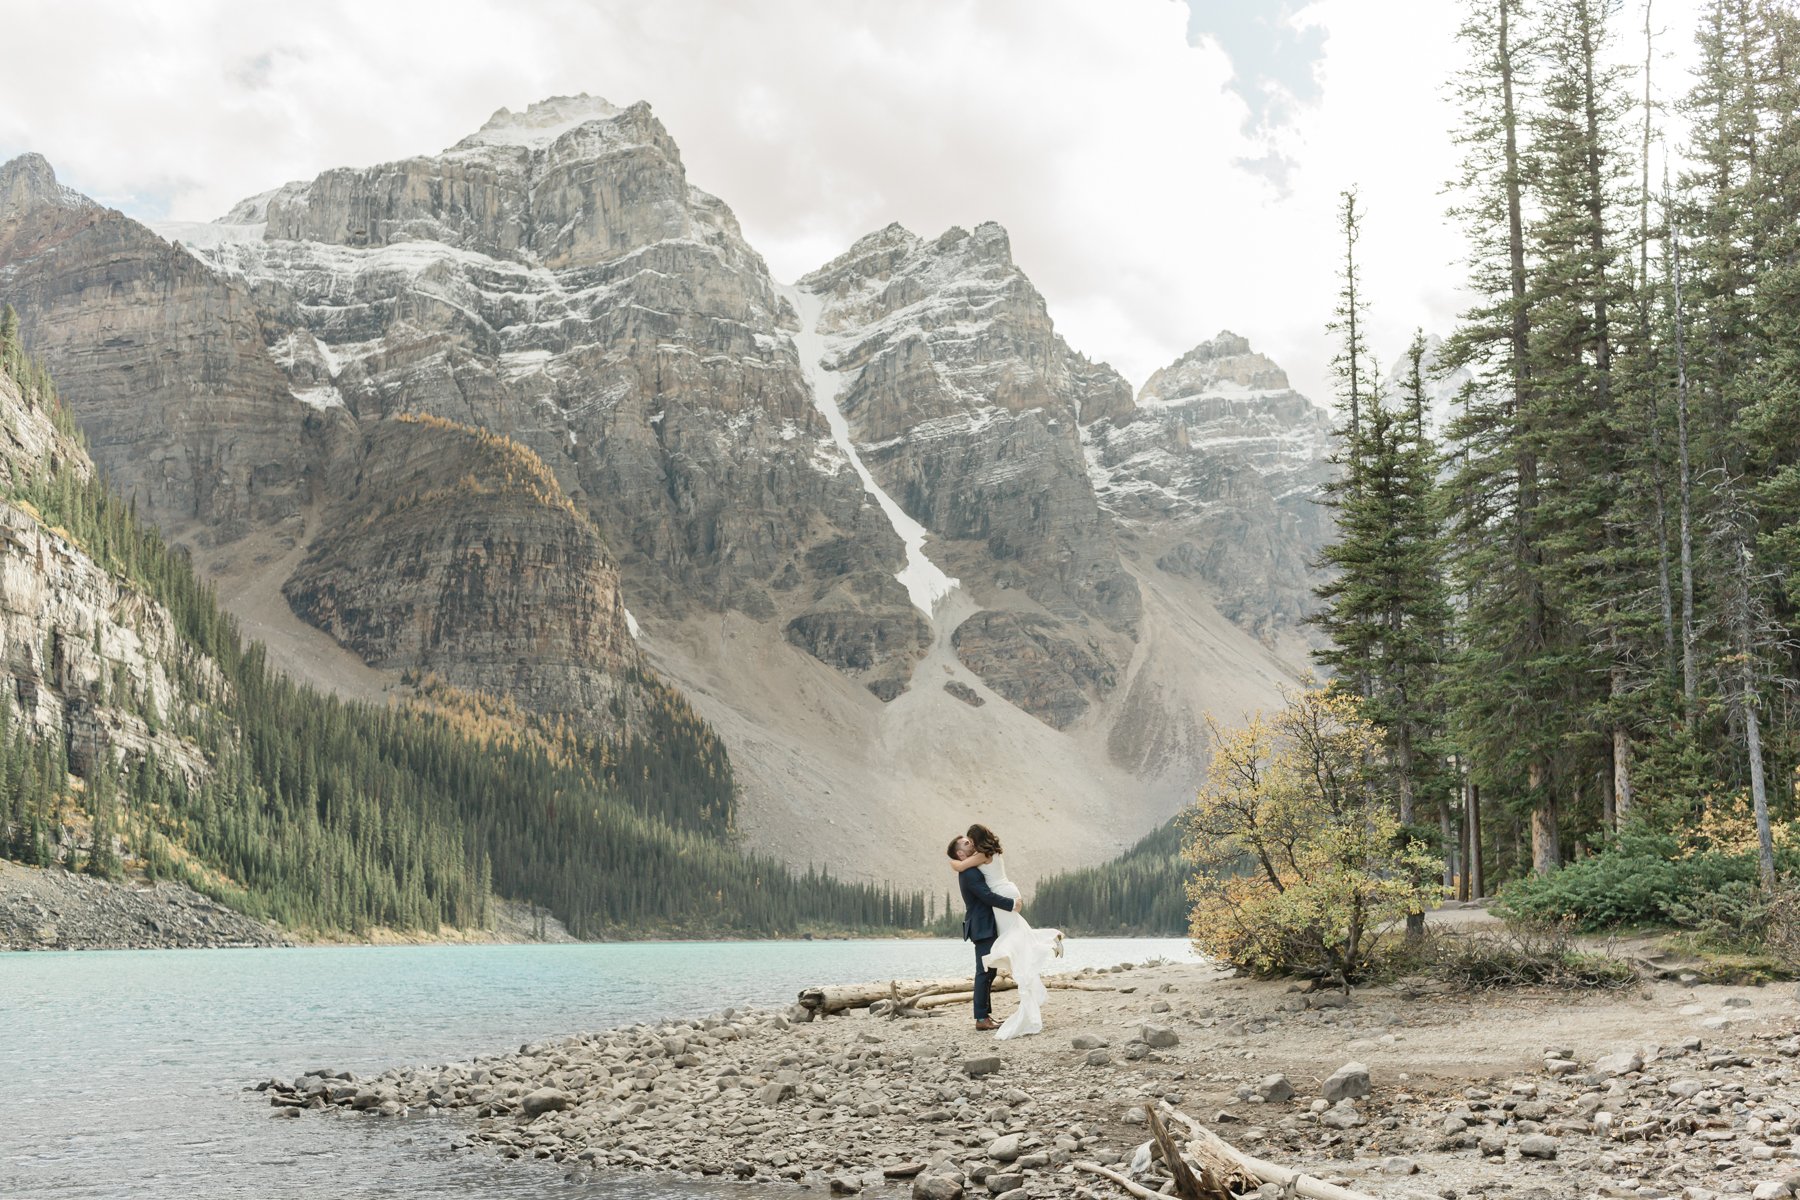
[958,862,1016,943]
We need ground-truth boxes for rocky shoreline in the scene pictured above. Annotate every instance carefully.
[249,954,1800,1200]
[0,859,291,950]
[0,860,581,951]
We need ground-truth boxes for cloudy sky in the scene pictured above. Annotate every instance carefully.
[0,0,1707,405]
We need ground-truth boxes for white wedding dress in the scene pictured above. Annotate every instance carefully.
[976,856,1064,1040]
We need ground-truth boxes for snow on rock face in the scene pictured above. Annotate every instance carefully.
[1137,330,1293,405]
[1084,330,1337,648]
[0,153,90,213]
[800,220,1141,639]
[782,283,959,620]
[453,94,624,151]
[260,96,690,269]
[142,100,933,705]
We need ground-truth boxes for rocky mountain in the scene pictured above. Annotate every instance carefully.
[1083,330,1336,654]
[0,96,1339,884]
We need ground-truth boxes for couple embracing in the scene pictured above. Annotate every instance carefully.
[947,824,1064,1039]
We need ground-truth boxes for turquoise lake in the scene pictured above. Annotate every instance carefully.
[1,936,1197,1198]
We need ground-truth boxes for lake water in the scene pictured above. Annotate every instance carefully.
[1,936,1198,1199]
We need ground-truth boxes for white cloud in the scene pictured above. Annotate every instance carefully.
[0,0,1712,409]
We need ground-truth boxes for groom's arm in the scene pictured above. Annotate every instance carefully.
[960,870,1015,913]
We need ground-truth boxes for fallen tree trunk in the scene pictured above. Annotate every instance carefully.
[798,976,1016,1013]
[1172,1111,1378,1200]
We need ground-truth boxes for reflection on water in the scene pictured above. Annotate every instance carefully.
[1,937,1197,1198]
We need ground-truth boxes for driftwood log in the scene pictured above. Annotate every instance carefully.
[797,976,1016,1014]
[1073,1162,1161,1200]
[1148,1108,1224,1200]
[1167,1105,1380,1200]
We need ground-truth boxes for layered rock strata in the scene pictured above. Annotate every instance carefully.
[801,223,1141,638]
[1082,331,1336,648]
[283,415,634,714]
[0,154,314,548]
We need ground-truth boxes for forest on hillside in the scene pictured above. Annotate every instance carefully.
[0,311,945,939]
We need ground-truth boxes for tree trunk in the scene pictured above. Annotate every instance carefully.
[1749,699,1775,889]
[1613,725,1634,826]
[1443,793,1461,899]
[1467,780,1484,899]
[1600,765,1616,833]
[1531,802,1562,876]
[1640,1,1678,670]
[797,976,1014,1014]
[1396,729,1415,826]
[1529,762,1560,876]
[1672,217,1698,724]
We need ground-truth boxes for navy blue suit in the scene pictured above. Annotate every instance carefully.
[958,862,1016,1023]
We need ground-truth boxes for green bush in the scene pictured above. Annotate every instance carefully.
[1498,830,1798,930]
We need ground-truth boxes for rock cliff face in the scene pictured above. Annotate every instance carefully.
[0,154,314,550]
[0,99,1342,884]
[283,414,634,714]
[1082,330,1336,650]
[0,368,220,785]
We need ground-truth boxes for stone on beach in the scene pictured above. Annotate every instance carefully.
[1322,1061,1370,1103]
[520,1087,572,1115]
[1255,1074,1294,1104]
[1594,1049,1643,1077]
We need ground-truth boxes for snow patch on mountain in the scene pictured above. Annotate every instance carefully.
[781,282,959,620]
[452,94,625,151]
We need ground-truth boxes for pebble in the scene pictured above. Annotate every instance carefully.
[1518,1134,1559,1160]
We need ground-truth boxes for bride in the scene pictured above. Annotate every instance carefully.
[950,824,1064,1039]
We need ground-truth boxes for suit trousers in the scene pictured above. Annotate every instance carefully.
[972,935,998,1021]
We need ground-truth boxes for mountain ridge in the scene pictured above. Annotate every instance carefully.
[0,98,1339,885]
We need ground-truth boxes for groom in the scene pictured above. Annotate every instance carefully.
[956,836,1023,1032]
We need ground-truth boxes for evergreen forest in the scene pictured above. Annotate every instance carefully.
[1300,0,1800,934]
[0,309,944,939]
[1031,819,1188,936]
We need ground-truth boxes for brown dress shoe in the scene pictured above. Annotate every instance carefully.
[974,1019,1000,1031]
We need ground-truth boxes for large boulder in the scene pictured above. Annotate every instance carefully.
[1322,1062,1370,1104]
